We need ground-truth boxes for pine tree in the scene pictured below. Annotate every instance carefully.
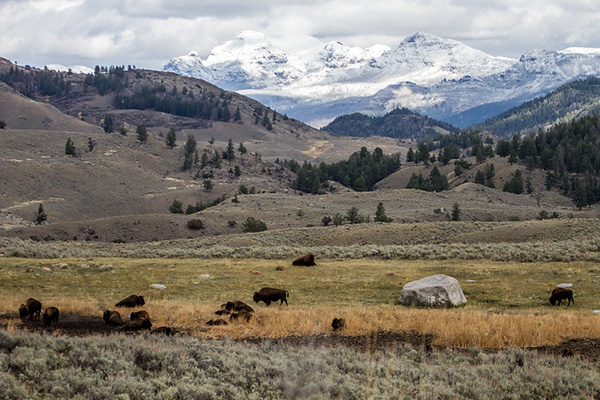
[374,202,393,223]
[182,135,197,170]
[87,137,96,152]
[166,128,177,149]
[103,114,113,133]
[238,142,247,154]
[136,124,148,143]
[451,202,461,221]
[406,147,415,163]
[65,138,76,156]
[169,200,184,214]
[35,203,47,225]
[226,139,235,160]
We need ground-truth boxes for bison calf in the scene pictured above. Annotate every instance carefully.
[292,253,316,266]
[129,310,150,322]
[115,295,145,308]
[332,317,346,331]
[26,298,42,321]
[253,287,289,306]
[43,307,59,326]
[18,304,28,320]
[549,287,574,306]
[103,310,123,326]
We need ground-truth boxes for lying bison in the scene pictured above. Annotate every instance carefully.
[253,287,289,306]
[332,317,346,331]
[549,287,574,306]
[26,298,42,321]
[118,318,152,332]
[229,311,253,323]
[103,310,123,326]
[43,307,59,326]
[129,310,150,322]
[292,253,316,267]
[115,295,145,308]
[151,326,172,335]
[225,301,255,313]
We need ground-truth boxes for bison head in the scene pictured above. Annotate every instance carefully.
[136,296,145,306]
[253,292,260,303]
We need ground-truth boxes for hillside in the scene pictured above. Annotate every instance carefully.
[471,77,600,137]
[320,107,458,139]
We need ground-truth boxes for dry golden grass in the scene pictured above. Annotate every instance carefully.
[3,256,600,349]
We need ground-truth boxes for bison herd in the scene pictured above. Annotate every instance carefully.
[18,298,58,326]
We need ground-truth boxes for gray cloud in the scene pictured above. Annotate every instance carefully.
[1,0,599,69]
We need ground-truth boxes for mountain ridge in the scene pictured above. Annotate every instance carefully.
[164,31,600,127]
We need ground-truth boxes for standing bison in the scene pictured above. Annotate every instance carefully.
[26,298,42,321]
[332,317,346,331]
[43,307,59,326]
[115,295,145,308]
[18,304,28,320]
[292,253,316,266]
[253,287,289,306]
[549,288,574,306]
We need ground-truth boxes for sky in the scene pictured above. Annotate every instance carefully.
[1,0,600,70]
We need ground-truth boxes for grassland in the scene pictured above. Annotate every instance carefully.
[2,256,600,348]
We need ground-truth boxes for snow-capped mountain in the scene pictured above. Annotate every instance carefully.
[164,31,600,127]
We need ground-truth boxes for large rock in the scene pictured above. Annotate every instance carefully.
[399,274,466,307]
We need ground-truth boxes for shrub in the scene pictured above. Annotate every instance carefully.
[187,219,205,230]
[242,217,267,232]
[169,200,184,214]
[321,216,332,226]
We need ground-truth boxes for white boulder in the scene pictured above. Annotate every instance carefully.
[150,284,167,290]
[399,274,467,307]
[556,283,573,288]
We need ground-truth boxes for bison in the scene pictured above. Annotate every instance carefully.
[206,319,228,326]
[129,310,150,322]
[214,309,230,316]
[549,287,574,306]
[253,287,289,306]
[225,301,255,313]
[229,311,254,323]
[292,253,316,267]
[115,295,145,308]
[26,298,42,321]
[43,307,59,326]
[118,318,152,332]
[103,310,123,326]
[332,317,346,331]
[18,304,28,320]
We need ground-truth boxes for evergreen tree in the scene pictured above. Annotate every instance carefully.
[203,179,213,191]
[65,138,76,156]
[169,200,184,214]
[345,206,362,224]
[0,119,6,129]
[415,142,430,164]
[406,147,415,163]
[234,107,242,122]
[87,137,96,152]
[234,165,241,177]
[226,139,235,160]
[451,202,461,221]
[166,128,177,149]
[136,124,148,143]
[35,203,47,225]
[103,114,113,133]
[503,170,524,194]
[475,170,486,185]
[182,135,197,170]
[238,142,247,154]
[374,202,393,223]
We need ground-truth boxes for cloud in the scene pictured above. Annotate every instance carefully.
[1,0,599,69]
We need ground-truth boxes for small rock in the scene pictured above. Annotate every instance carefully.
[276,266,285,271]
[251,271,261,275]
[41,267,51,272]
[385,271,395,276]
[150,284,167,290]
[465,280,476,283]
[194,282,199,285]
[200,274,210,278]
[26,267,34,273]
[593,310,600,315]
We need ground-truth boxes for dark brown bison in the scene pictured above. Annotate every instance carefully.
[43,307,59,326]
[129,310,150,321]
[206,319,228,326]
[151,326,172,335]
[253,287,289,306]
[225,301,255,313]
[292,253,316,266]
[26,298,42,321]
[549,287,574,306]
[103,310,123,326]
[229,311,253,323]
[118,318,152,332]
[19,304,28,320]
[215,309,230,316]
[332,317,346,331]
[115,295,145,308]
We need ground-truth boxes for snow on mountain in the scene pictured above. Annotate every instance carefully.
[164,32,600,127]
[46,64,94,74]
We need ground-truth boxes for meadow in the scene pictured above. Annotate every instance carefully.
[2,256,600,348]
